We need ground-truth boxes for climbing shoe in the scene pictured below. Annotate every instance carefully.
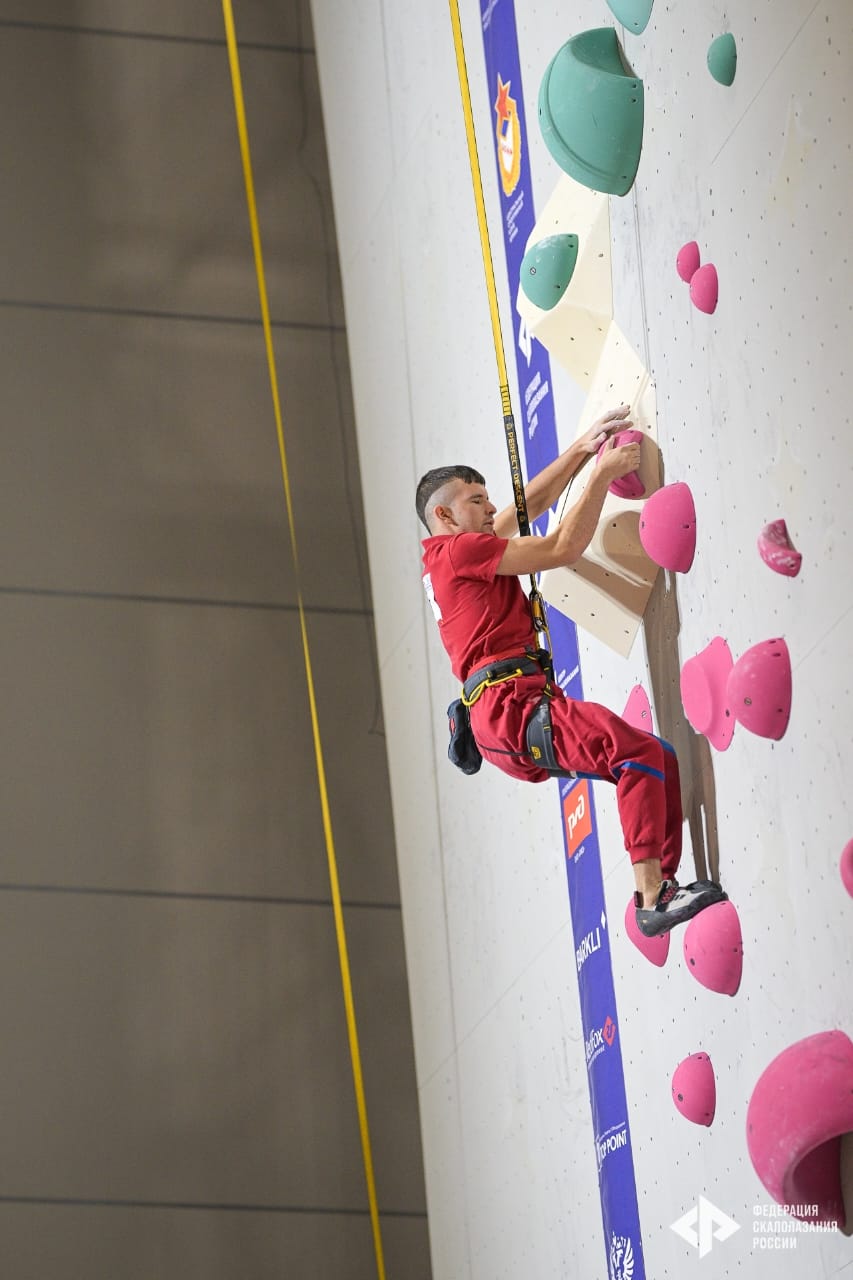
[634,878,728,938]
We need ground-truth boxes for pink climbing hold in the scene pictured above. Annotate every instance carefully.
[638,481,697,572]
[622,684,653,733]
[747,1030,853,1229]
[690,262,718,314]
[597,428,645,499]
[683,899,743,996]
[672,1052,716,1126]
[840,839,853,899]
[727,637,792,740]
[680,636,735,751]
[676,240,700,283]
[757,518,802,577]
[624,897,669,967]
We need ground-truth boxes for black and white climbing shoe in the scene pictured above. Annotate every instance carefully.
[634,878,728,938]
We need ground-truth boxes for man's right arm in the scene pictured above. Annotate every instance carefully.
[495,439,641,576]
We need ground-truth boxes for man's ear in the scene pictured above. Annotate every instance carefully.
[433,504,453,529]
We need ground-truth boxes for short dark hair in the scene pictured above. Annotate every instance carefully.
[415,465,485,530]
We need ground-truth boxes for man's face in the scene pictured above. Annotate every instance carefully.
[438,480,497,534]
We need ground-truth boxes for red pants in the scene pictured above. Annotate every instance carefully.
[470,678,682,878]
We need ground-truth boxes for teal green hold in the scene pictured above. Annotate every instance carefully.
[707,33,737,86]
[605,0,654,36]
[538,28,644,197]
[520,235,579,311]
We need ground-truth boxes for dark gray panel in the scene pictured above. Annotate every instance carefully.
[0,22,339,325]
[0,1204,431,1280]
[0,311,365,610]
[0,597,396,904]
[0,2,314,46]
[0,893,423,1212]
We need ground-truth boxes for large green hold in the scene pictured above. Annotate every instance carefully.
[538,28,644,197]
[605,0,654,36]
[519,235,579,311]
[707,33,737,86]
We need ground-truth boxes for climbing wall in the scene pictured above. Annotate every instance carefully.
[311,0,853,1275]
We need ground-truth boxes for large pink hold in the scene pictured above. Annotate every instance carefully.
[597,429,645,499]
[624,898,669,967]
[683,900,743,996]
[757,519,802,577]
[727,637,792,740]
[747,1030,853,1228]
[676,240,700,283]
[840,839,853,898]
[672,1052,716,1126]
[639,482,697,572]
[690,263,718,314]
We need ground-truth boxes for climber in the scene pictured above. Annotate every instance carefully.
[416,406,726,936]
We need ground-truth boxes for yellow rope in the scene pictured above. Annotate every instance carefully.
[447,0,509,394]
[221,6,386,1276]
[447,0,553,647]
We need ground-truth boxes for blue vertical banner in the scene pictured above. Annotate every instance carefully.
[478,5,645,1278]
[480,0,558,495]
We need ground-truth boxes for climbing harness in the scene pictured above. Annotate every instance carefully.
[462,652,547,706]
[448,650,578,780]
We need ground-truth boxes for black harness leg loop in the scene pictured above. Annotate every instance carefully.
[526,694,576,779]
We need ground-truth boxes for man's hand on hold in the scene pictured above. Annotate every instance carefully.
[597,437,642,482]
[576,404,632,456]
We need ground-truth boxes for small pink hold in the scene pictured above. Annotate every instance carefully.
[624,897,670,967]
[672,1052,717,1126]
[840,840,853,899]
[597,429,645,499]
[690,263,719,314]
[622,684,653,733]
[758,519,802,577]
[683,900,743,996]
[639,481,697,573]
[676,240,700,283]
[727,637,792,740]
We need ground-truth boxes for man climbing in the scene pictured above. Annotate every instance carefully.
[416,405,726,937]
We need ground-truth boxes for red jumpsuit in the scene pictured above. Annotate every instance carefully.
[422,530,682,878]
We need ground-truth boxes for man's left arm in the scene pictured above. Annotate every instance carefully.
[492,404,631,538]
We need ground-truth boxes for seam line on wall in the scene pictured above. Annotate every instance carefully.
[0,298,344,334]
[0,883,401,911]
[0,1194,425,1218]
[0,19,314,55]
[0,586,371,618]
